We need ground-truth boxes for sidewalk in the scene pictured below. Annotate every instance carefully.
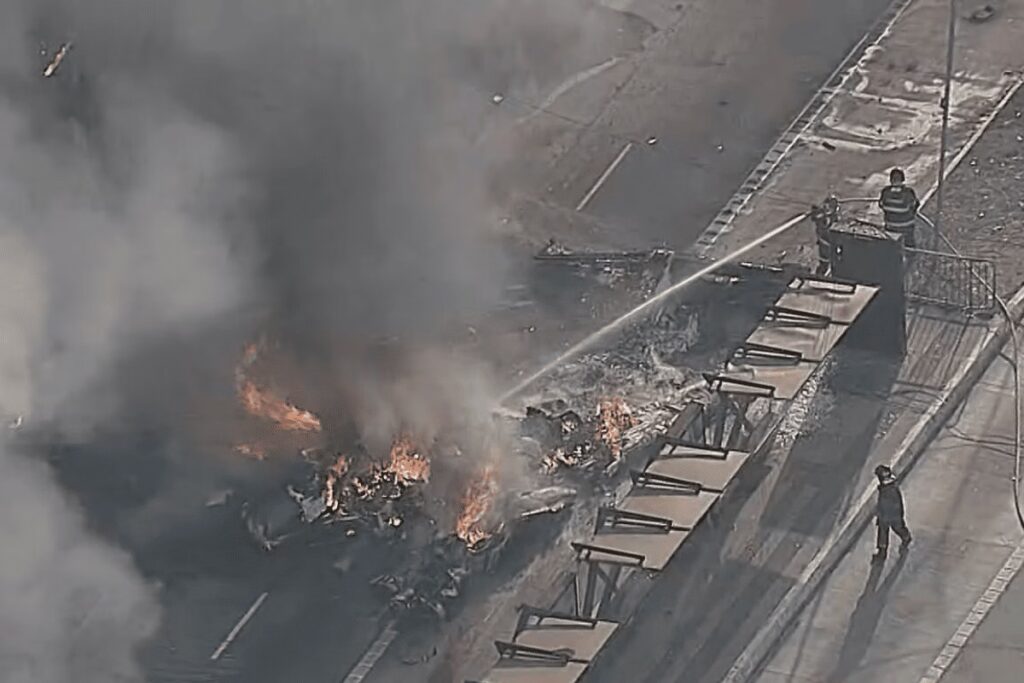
[703,0,1024,269]
[938,550,1024,683]
[753,354,1022,683]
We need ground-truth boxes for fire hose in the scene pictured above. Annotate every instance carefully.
[914,211,1024,534]
[837,197,1024,534]
[502,198,1024,534]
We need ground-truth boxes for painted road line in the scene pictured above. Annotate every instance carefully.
[341,621,399,683]
[210,592,269,661]
[576,141,633,212]
[918,544,1024,683]
[693,0,913,254]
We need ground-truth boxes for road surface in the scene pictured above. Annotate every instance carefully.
[55,0,903,680]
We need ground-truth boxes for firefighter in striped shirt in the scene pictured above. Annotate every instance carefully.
[878,168,919,249]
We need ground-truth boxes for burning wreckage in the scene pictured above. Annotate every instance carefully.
[228,340,639,621]
[222,247,780,625]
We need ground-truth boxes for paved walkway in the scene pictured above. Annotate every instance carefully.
[707,0,1024,270]
[754,354,1023,683]
[939,554,1024,683]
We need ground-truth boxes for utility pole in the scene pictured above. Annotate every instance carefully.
[934,0,957,236]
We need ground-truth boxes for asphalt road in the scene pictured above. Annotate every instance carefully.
[512,0,894,251]
[56,0,903,681]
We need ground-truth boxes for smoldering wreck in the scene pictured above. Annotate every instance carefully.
[214,244,799,629]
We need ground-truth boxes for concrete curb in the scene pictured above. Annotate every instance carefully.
[723,286,1024,683]
[722,76,1024,683]
[693,0,914,255]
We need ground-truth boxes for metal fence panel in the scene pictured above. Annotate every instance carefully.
[904,246,996,312]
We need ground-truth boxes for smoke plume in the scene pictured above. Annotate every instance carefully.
[1,0,595,679]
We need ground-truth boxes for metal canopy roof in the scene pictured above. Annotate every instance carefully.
[774,277,879,324]
[651,444,751,492]
[478,613,619,683]
[478,275,883,683]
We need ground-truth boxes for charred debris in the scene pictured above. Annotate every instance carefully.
[227,245,791,625]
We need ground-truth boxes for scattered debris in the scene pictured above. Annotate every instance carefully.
[43,43,71,78]
[540,238,571,256]
[205,489,233,507]
[233,443,269,460]
[510,486,576,519]
[967,4,996,23]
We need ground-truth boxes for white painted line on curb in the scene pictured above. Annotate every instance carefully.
[576,141,633,212]
[917,544,1024,683]
[210,591,269,661]
[341,620,398,683]
[693,0,914,254]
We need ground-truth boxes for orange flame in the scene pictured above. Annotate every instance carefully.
[596,397,635,460]
[323,454,349,511]
[235,342,322,432]
[455,466,498,547]
[385,435,430,484]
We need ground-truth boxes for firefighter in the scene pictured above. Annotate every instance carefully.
[878,168,919,248]
[873,464,912,562]
[810,195,839,276]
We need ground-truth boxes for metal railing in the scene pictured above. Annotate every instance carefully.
[904,245,996,313]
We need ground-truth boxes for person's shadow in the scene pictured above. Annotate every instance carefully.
[828,549,909,682]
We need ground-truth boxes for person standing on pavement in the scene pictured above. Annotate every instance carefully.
[873,464,912,562]
[810,195,840,276]
[878,168,919,249]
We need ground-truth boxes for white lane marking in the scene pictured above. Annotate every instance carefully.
[576,141,633,212]
[210,591,269,661]
[342,621,398,683]
[918,544,1024,683]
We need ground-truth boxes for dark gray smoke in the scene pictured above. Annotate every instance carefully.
[1,1,595,679]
